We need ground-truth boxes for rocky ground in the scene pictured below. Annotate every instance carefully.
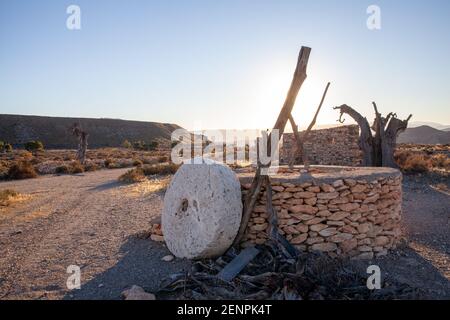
[0,169,449,299]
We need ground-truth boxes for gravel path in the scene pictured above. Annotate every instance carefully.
[0,170,449,299]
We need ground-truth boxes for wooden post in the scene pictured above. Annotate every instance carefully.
[233,47,311,247]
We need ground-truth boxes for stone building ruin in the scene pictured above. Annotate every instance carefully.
[280,125,363,167]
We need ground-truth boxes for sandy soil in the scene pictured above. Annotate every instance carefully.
[0,169,449,299]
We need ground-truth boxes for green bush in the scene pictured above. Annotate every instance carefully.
[1,142,12,153]
[147,141,158,151]
[24,140,44,152]
[132,140,159,151]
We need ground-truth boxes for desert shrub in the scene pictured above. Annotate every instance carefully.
[122,140,132,149]
[133,140,145,150]
[104,158,113,168]
[142,163,180,176]
[118,167,146,183]
[30,157,42,165]
[0,141,13,153]
[142,157,158,165]
[0,164,8,180]
[0,189,20,206]
[147,141,159,151]
[133,159,143,167]
[132,140,159,151]
[70,161,84,174]
[157,156,169,163]
[430,153,450,170]
[395,151,431,173]
[84,162,100,172]
[24,140,44,152]
[7,161,38,180]
[55,165,70,174]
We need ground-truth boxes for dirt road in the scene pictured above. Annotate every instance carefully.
[0,170,449,299]
[0,169,189,300]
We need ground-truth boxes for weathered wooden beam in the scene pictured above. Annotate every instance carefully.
[301,82,330,169]
[288,115,303,168]
[233,47,311,247]
[265,175,299,258]
[217,246,260,282]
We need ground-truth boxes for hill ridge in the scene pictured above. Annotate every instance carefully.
[0,114,182,149]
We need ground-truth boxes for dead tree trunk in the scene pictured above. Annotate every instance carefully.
[333,104,375,166]
[333,103,412,168]
[381,113,412,167]
[233,46,311,247]
[71,123,88,165]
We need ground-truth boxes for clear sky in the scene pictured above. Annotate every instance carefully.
[1,0,449,130]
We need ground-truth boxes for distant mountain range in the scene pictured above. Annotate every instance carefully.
[408,121,450,131]
[398,125,450,144]
[0,114,182,149]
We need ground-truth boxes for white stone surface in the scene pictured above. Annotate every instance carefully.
[162,159,243,259]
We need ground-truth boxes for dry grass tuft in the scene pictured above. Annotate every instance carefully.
[430,153,450,170]
[0,189,28,207]
[118,167,146,183]
[7,161,37,180]
[395,151,432,173]
[142,163,180,176]
[55,165,70,174]
[70,161,85,174]
[132,159,143,167]
[84,162,100,172]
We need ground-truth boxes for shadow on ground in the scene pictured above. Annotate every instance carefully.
[371,245,450,299]
[88,180,123,192]
[62,238,450,300]
[63,237,190,300]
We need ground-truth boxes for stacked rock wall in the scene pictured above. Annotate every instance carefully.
[238,166,403,259]
[280,125,362,166]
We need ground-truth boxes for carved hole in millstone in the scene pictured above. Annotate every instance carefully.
[177,198,189,216]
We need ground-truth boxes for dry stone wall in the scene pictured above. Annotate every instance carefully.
[238,166,403,259]
[149,166,403,260]
[280,125,362,166]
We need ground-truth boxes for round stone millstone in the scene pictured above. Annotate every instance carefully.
[162,159,243,259]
